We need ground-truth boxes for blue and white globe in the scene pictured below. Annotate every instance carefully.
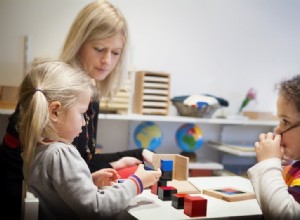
[133,121,162,151]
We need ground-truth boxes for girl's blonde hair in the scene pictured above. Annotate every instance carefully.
[18,58,93,180]
[59,0,129,99]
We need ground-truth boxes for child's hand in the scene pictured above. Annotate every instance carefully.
[92,168,120,187]
[110,157,142,170]
[133,164,161,188]
[142,149,155,163]
[255,132,283,162]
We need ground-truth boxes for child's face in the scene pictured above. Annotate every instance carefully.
[275,94,300,160]
[56,89,91,143]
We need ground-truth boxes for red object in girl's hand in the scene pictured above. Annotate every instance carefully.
[117,165,138,179]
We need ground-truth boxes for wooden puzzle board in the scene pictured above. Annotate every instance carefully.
[203,187,256,202]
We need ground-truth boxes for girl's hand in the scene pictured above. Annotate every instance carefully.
[110,157,142,170]
[142,149,155,163]
[133,164,162,188]
[92,168,120,187]
[255,132,283,162]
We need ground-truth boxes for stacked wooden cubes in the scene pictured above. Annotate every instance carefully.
[133,71,170,115]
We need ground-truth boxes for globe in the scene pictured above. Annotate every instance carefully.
[175,123,204,153]
[133,121,162,151]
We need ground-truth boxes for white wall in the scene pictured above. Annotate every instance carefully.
[1,0,300,115]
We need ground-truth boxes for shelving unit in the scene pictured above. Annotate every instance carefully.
[0,108,278,176]
[98,113,278,126]
[97,113,278,175]
[1,109,278,127]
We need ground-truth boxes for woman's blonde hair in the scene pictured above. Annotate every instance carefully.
[59,0,129,98]
[18,58,93,180]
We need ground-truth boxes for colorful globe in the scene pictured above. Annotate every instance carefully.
[175,123,204,152]
[133,121,162,151]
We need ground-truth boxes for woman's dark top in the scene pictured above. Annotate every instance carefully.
[0,100,143,220]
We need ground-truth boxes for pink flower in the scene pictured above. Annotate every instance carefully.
[239,88,257,113]
[246,88,257,100]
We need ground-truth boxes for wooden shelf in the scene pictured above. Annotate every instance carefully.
[208,141,256,157]
[98,113,278,126]
[0,107,279,127]
[0,109,14,115]
[189,159,224,170]
[0,101,16,115]
[2,107,278,127]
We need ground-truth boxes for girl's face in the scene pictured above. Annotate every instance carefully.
[56,90,91,143]
[78,32,124,81]
[274,94,300,160]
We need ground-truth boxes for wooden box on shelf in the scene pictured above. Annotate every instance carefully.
[0,86,19,109]
[133,71,170,115]
[99,74,131,114]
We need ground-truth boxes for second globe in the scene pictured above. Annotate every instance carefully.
[175,123,204,162]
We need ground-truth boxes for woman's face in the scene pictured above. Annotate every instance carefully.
[274,94,300,160]
[78,32,124,81]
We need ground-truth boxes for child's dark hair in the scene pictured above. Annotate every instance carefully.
[276,74,300,112]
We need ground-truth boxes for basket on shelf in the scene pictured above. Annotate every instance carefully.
[172,101,220,118]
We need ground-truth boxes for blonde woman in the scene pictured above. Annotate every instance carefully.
[59,0,154,171]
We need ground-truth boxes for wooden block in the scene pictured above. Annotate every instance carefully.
[160,159,173,171]
[172,194,186,209]
[133,71,170,115]
[174,155,189,180]
[167,180,200,194]
[189,169,213,177]
[151,179,167,195]
[158,186,177,201]
[161,171,172,181]
[151,182,158,195]
[152,154,189,180]
[184,195,207,217]
[203,187,256,202]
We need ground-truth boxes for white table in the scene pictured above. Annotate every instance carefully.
[128,176,262,220]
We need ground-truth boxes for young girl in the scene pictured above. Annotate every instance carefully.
[19,59,161,220]
[248,74,300,219]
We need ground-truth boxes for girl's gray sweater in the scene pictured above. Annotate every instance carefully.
[28,142,137,220]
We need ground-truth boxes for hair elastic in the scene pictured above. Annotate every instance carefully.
[35,88,43,93]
